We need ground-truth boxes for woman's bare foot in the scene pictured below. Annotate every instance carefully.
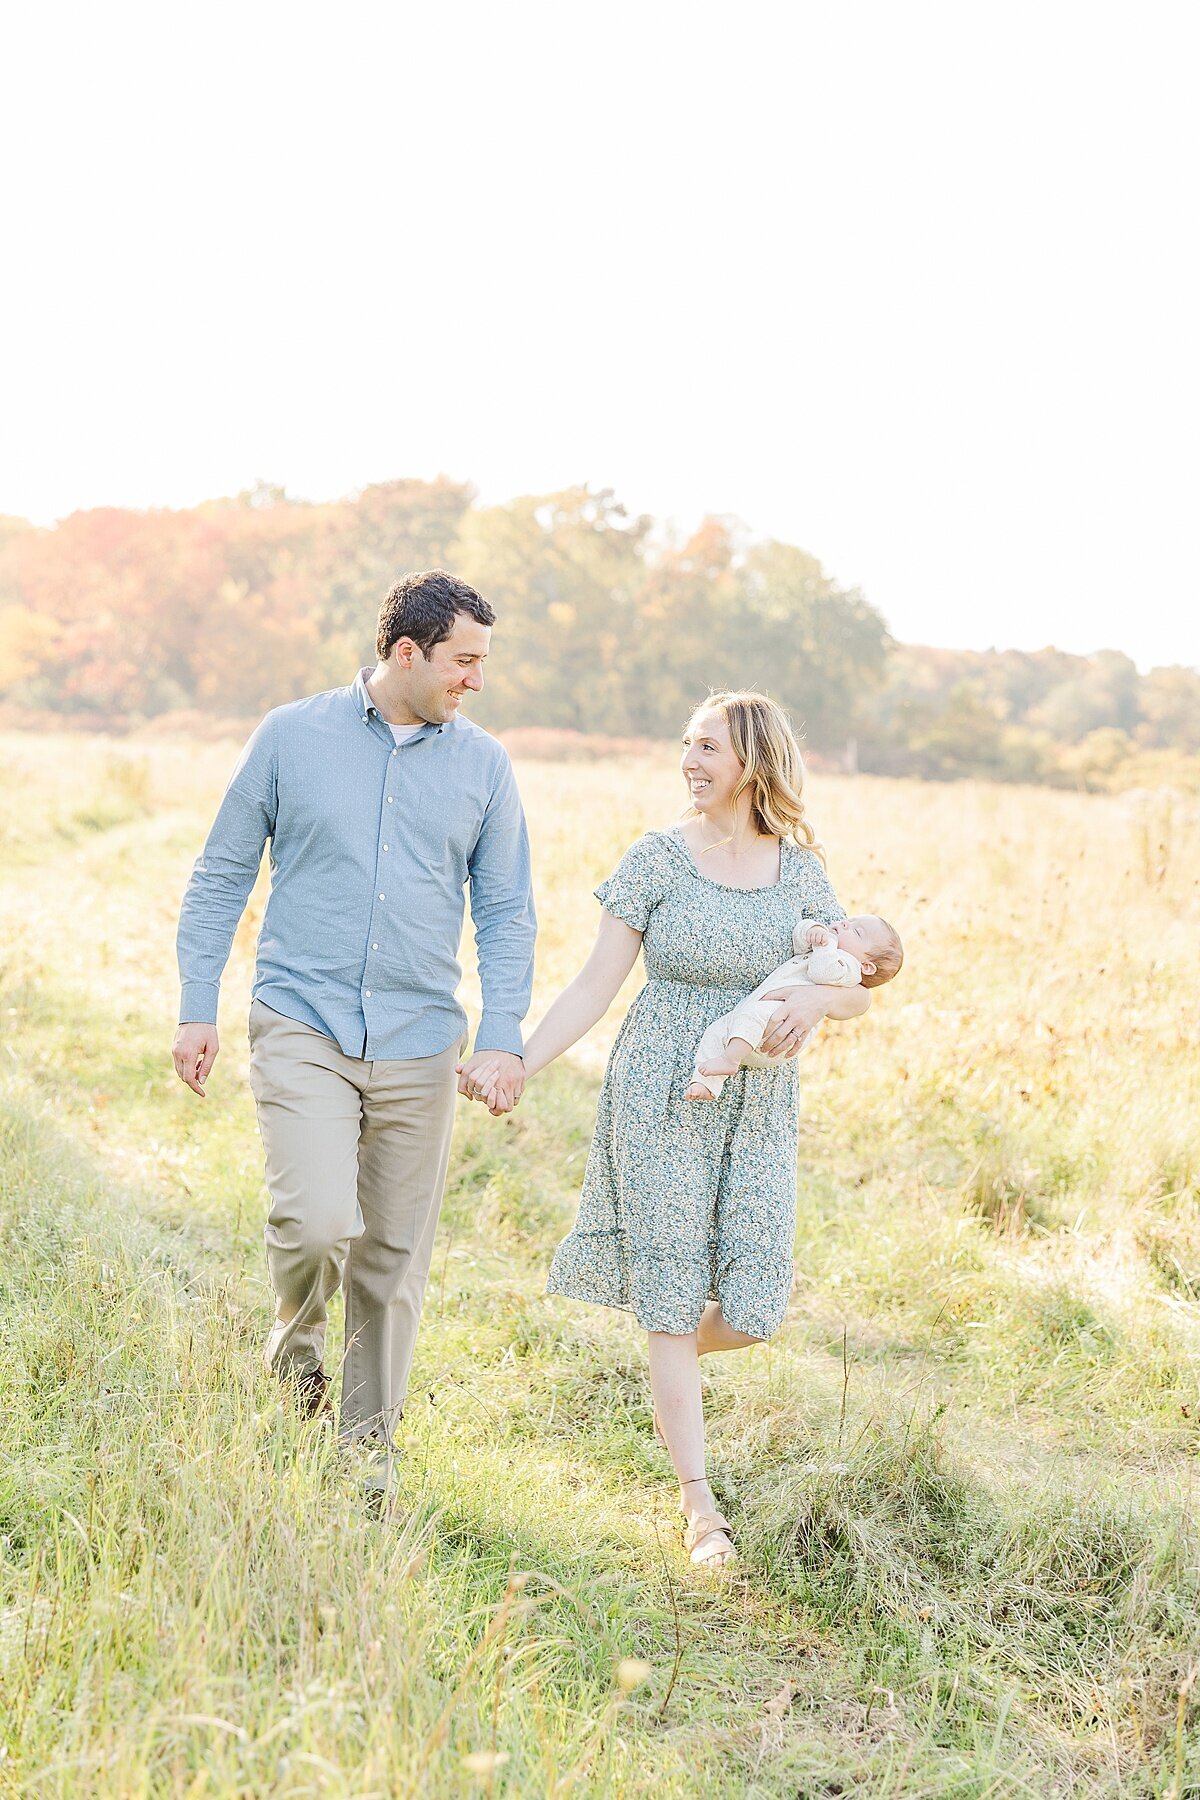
[680,1477,735,1568]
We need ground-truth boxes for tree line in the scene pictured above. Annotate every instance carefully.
[1,478,1195,787]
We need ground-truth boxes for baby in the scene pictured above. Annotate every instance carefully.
[686,914,904,1100]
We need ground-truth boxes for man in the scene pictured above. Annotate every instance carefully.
[173,570,535,1456]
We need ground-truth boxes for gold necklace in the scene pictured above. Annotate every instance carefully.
[698,819,767,857]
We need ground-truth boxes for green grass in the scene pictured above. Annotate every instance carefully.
[1,736,1199,1795]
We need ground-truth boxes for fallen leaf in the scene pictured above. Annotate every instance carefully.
[764,1681,796,1718]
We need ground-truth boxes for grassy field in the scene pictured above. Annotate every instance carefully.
[1,730,1199,1797]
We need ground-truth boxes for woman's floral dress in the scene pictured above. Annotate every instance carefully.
[546,826,845,1338]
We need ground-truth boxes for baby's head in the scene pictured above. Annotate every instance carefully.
[834,915,903,987]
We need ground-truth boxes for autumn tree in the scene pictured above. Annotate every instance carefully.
[0,479,1194,793]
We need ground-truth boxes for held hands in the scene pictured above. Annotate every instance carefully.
[173,1022,219,1096]
[456,1050,526,1117]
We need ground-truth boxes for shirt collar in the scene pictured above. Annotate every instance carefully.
[351,667,449,736]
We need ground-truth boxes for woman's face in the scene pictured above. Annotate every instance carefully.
[680,709,744,816]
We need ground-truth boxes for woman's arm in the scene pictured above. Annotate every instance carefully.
[470,912,643,1110]
[757,982,871,1056]
[522,912,643,1078]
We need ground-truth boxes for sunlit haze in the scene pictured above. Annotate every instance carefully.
[2,1,1196,668]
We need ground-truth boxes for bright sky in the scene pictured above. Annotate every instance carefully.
[2,2,1196,669]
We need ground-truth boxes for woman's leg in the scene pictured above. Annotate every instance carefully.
[697,1301,762,1355]
[647,1329,734,1567]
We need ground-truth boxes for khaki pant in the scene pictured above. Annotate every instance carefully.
[247,999,461,1446]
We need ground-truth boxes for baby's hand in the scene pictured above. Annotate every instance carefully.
[805,922,833,949]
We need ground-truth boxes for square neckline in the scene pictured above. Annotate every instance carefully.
[664,824,786,892]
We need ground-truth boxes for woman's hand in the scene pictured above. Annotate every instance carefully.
[758,983,870,1056]
[457,1050,525,1115]
[462,912,644,1114]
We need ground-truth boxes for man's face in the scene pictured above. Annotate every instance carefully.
[400,614,490,724]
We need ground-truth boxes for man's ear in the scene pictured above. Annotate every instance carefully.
[392,636,418,670]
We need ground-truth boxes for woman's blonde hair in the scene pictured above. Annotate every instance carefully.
[684,689,824,861]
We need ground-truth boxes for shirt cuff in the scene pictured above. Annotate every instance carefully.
[475,1011,525,1058]
[179,981,220,1025]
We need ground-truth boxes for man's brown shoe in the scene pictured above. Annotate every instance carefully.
[284,1364,334,1423]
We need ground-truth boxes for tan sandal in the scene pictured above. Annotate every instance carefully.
[683,1510,737,1568]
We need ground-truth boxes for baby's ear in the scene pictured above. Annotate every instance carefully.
[860,959,877,976]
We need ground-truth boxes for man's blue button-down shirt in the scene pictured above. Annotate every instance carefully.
[176,669,536,1060]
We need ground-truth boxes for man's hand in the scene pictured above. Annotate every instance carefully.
[456,1050,525,1116]
[173,1022,220,1096]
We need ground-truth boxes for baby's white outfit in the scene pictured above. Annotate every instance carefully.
[690,923,863,1099]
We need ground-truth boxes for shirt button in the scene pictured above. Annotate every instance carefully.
[364,989,372,998]
[378,892,385,900]
[382,844,389,851]
[387,796,394,804]
[372,942,379,951]
[391,748,398,757]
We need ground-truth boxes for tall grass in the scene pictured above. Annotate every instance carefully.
[1,733,1198,1795]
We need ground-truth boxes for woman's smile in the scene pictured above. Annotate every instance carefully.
[680,709,743,812]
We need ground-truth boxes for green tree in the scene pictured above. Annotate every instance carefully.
[454,487,650,732]
[1030,649,1139,742]
[731,542,888,753]
[620,517,741,734]
[1136,665,1200,752]
[315,477,476,677]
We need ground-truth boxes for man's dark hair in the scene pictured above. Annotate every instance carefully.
[376,570,495,660]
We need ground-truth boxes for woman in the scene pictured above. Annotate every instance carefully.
[473,691,870,1567]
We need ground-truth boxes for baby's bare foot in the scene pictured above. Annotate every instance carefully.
[687,1056,740,1101]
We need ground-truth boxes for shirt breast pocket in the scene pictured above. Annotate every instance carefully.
[412,789,483,875]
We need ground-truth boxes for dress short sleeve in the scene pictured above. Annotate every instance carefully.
[795,848,847,927]
[595,834,666,933]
